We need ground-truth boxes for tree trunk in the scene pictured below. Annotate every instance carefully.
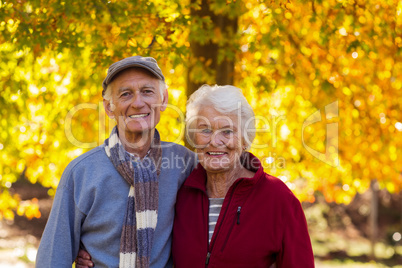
[185,0,238,149]
[369,179,379,260]
[187,0,238,97]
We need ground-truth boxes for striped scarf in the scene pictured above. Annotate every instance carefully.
[104,126,161,268]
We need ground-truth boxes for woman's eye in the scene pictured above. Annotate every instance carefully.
[201,129,212,134]
[222,129,233,135]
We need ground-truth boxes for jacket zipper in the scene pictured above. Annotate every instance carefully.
[205,180,242,266]
[204,190,211,266]
[205,252,211,265]
[237,206,241,224]
[220,205,242,251]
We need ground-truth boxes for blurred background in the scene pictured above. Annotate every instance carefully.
[0,0,401,267]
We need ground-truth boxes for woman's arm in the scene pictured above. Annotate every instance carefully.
[75,249,94,268]
[277,196,315,267]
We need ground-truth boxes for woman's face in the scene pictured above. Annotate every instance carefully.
[192,107,245,174]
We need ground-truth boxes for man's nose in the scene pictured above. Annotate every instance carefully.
[130,93,145,108]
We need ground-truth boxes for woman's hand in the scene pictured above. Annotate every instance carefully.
[75,249,94,268]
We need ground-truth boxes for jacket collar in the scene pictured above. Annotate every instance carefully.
[183,152,264,191]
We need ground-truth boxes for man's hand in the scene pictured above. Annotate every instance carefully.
[75,249,94,268]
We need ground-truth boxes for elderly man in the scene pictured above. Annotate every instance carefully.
[36,56,196,268]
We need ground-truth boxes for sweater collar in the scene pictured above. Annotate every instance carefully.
[183,152,264,191]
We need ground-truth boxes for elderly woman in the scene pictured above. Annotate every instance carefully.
[172,85,314,267]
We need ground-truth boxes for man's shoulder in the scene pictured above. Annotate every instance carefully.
[58,145,115,189]
[65,146,108,172]
[72,145,106,161]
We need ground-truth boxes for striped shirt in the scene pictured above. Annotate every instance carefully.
[208,198,224,243]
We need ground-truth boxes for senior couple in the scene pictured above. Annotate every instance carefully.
[36,56,314,267]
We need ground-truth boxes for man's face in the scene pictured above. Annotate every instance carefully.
[103,68,168,142]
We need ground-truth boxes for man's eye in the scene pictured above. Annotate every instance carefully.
[120,92,130,97]
[143,89,154,94]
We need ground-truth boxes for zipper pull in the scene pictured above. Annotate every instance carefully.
[237,206,241,225]
[205,252,211,265]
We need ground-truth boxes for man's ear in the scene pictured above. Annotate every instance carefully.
[160,88,169,112]
[103,99,115,119]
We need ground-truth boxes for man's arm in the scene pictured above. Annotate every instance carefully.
[36,183,84,267]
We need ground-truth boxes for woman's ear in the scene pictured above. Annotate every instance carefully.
[241,137,249,151]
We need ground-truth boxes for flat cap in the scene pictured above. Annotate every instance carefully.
[102,56,165,97]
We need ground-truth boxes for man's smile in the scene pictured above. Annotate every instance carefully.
[129,113,150,119]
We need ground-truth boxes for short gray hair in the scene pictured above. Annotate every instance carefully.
[186,84,256,149]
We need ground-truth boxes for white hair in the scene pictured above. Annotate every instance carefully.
[186,84,256,149]
[103,75,166,105]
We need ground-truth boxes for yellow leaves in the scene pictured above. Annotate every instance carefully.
[284,10,292,20]
[342,87,352,96]
[358,15,367,24]
[370,142,379,152]
[0,190,20,221]
[213,27,223,42]
[90,11,96,20]
[142,35,154,48]
[254,51,262,60]
[396,37,402,47]
[110,26,120,37]
[397,1,402,28]
[16,198,41,220]
[301,46,312,57]
[6,18,19,33]
[156,35,165,44]
[385,182,396,193]
[280,124,291,140]
[127,38,137,47]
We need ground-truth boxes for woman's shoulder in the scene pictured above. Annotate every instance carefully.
[258,172,299,200]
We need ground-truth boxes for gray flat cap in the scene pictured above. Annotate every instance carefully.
[102,56,165,97]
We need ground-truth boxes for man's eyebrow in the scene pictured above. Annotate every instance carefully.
[117,87,131,94]
[140,84,156,89]
[116,84,155,93]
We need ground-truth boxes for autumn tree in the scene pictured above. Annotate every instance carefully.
[0,0,401,224]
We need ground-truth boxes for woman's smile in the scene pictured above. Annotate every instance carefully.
[206,151,228,156]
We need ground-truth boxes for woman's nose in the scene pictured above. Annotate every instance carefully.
[210,131,225,147]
